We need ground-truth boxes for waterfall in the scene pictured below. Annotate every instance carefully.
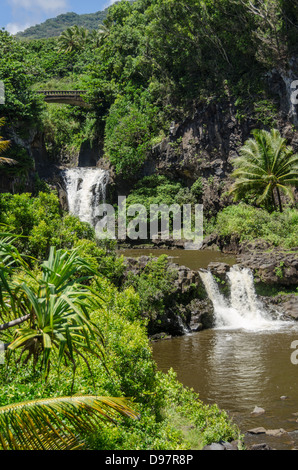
[62,167,109,234]
[199,266,283,330]
[177,315,190,335]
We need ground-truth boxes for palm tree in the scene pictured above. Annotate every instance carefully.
[0,395,139,450]
[229,129,298,212]
[89,24,110,48]
[0,117,14,166]
[58,25,89,53]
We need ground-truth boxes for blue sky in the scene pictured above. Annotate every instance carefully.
[1,0,117,34]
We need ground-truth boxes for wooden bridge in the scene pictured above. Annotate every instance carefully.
[36,90,90,107]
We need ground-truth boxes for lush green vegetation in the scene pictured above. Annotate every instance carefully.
[0,0,298,451]
[0,213,239,449]
[0,0,296,247]
[210,204,298,249]
[0,0,297,250]
[1,0,297,179]
[0,192,125,284]
[0,192,93,258]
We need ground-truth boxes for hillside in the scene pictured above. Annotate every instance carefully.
[0,0,298,454]
[16,9,109,39]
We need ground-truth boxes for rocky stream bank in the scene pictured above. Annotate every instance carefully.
[123,239,298,340]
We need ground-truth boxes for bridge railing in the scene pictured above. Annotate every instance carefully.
[36,90,87,96]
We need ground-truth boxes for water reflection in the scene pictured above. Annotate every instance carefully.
[152,325,298,449]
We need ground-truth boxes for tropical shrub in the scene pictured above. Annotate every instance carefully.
[104,93,159,178]
[1,245,105,381]
[0,192,94,259]
[124,255,177,324]
[0,118,11,163]
[214,204,298,248]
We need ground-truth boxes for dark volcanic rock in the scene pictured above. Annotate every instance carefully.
[202,441,239,450]
[123,255,212,336]
[237,247,298,287]
[249,443,273,451]
[208,262,231,278]
[185,298,214,331]
[280,296,298,320]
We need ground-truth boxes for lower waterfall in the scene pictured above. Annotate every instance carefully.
[62,167,109,235]
[199,266,284,330]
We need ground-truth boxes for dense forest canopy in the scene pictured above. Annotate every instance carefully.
[0,0,297,178]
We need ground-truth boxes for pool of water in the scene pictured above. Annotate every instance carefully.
[120,246,298,449]
[118,248,236,270]
[152,325,298,450]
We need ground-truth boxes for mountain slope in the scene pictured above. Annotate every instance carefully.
[16,10,109,39]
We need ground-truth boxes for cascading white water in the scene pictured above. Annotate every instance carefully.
[62,167,109,235]
[177,315,190,335]
[199,266,283,330]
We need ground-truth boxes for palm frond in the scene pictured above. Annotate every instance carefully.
[0,395,139,450]
[230,128,298,210]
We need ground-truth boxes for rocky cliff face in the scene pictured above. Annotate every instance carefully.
[0,125,39,194]
[144,87,298,216]
[129,60,297,216]
[268,56,298,127]
[147,100,247,216]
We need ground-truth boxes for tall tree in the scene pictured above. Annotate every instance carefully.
[229,128,298,212]
[238,0,289,67]
[58,25,89,53]
[89,24,110,48]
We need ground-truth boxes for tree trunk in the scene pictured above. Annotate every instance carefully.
[276,186,283,213]
[271,190,277,211]
[0,314,30,331]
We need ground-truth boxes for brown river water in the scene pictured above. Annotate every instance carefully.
[120,248,298,450]
[119,248,237,270]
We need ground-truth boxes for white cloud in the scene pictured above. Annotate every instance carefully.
[5,0,69,34]
[104,0,118,8]
[9,0,68,13]
[5,21,32,34]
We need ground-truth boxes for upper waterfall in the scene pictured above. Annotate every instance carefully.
[62,167,109,234]
[199,266,286,331]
